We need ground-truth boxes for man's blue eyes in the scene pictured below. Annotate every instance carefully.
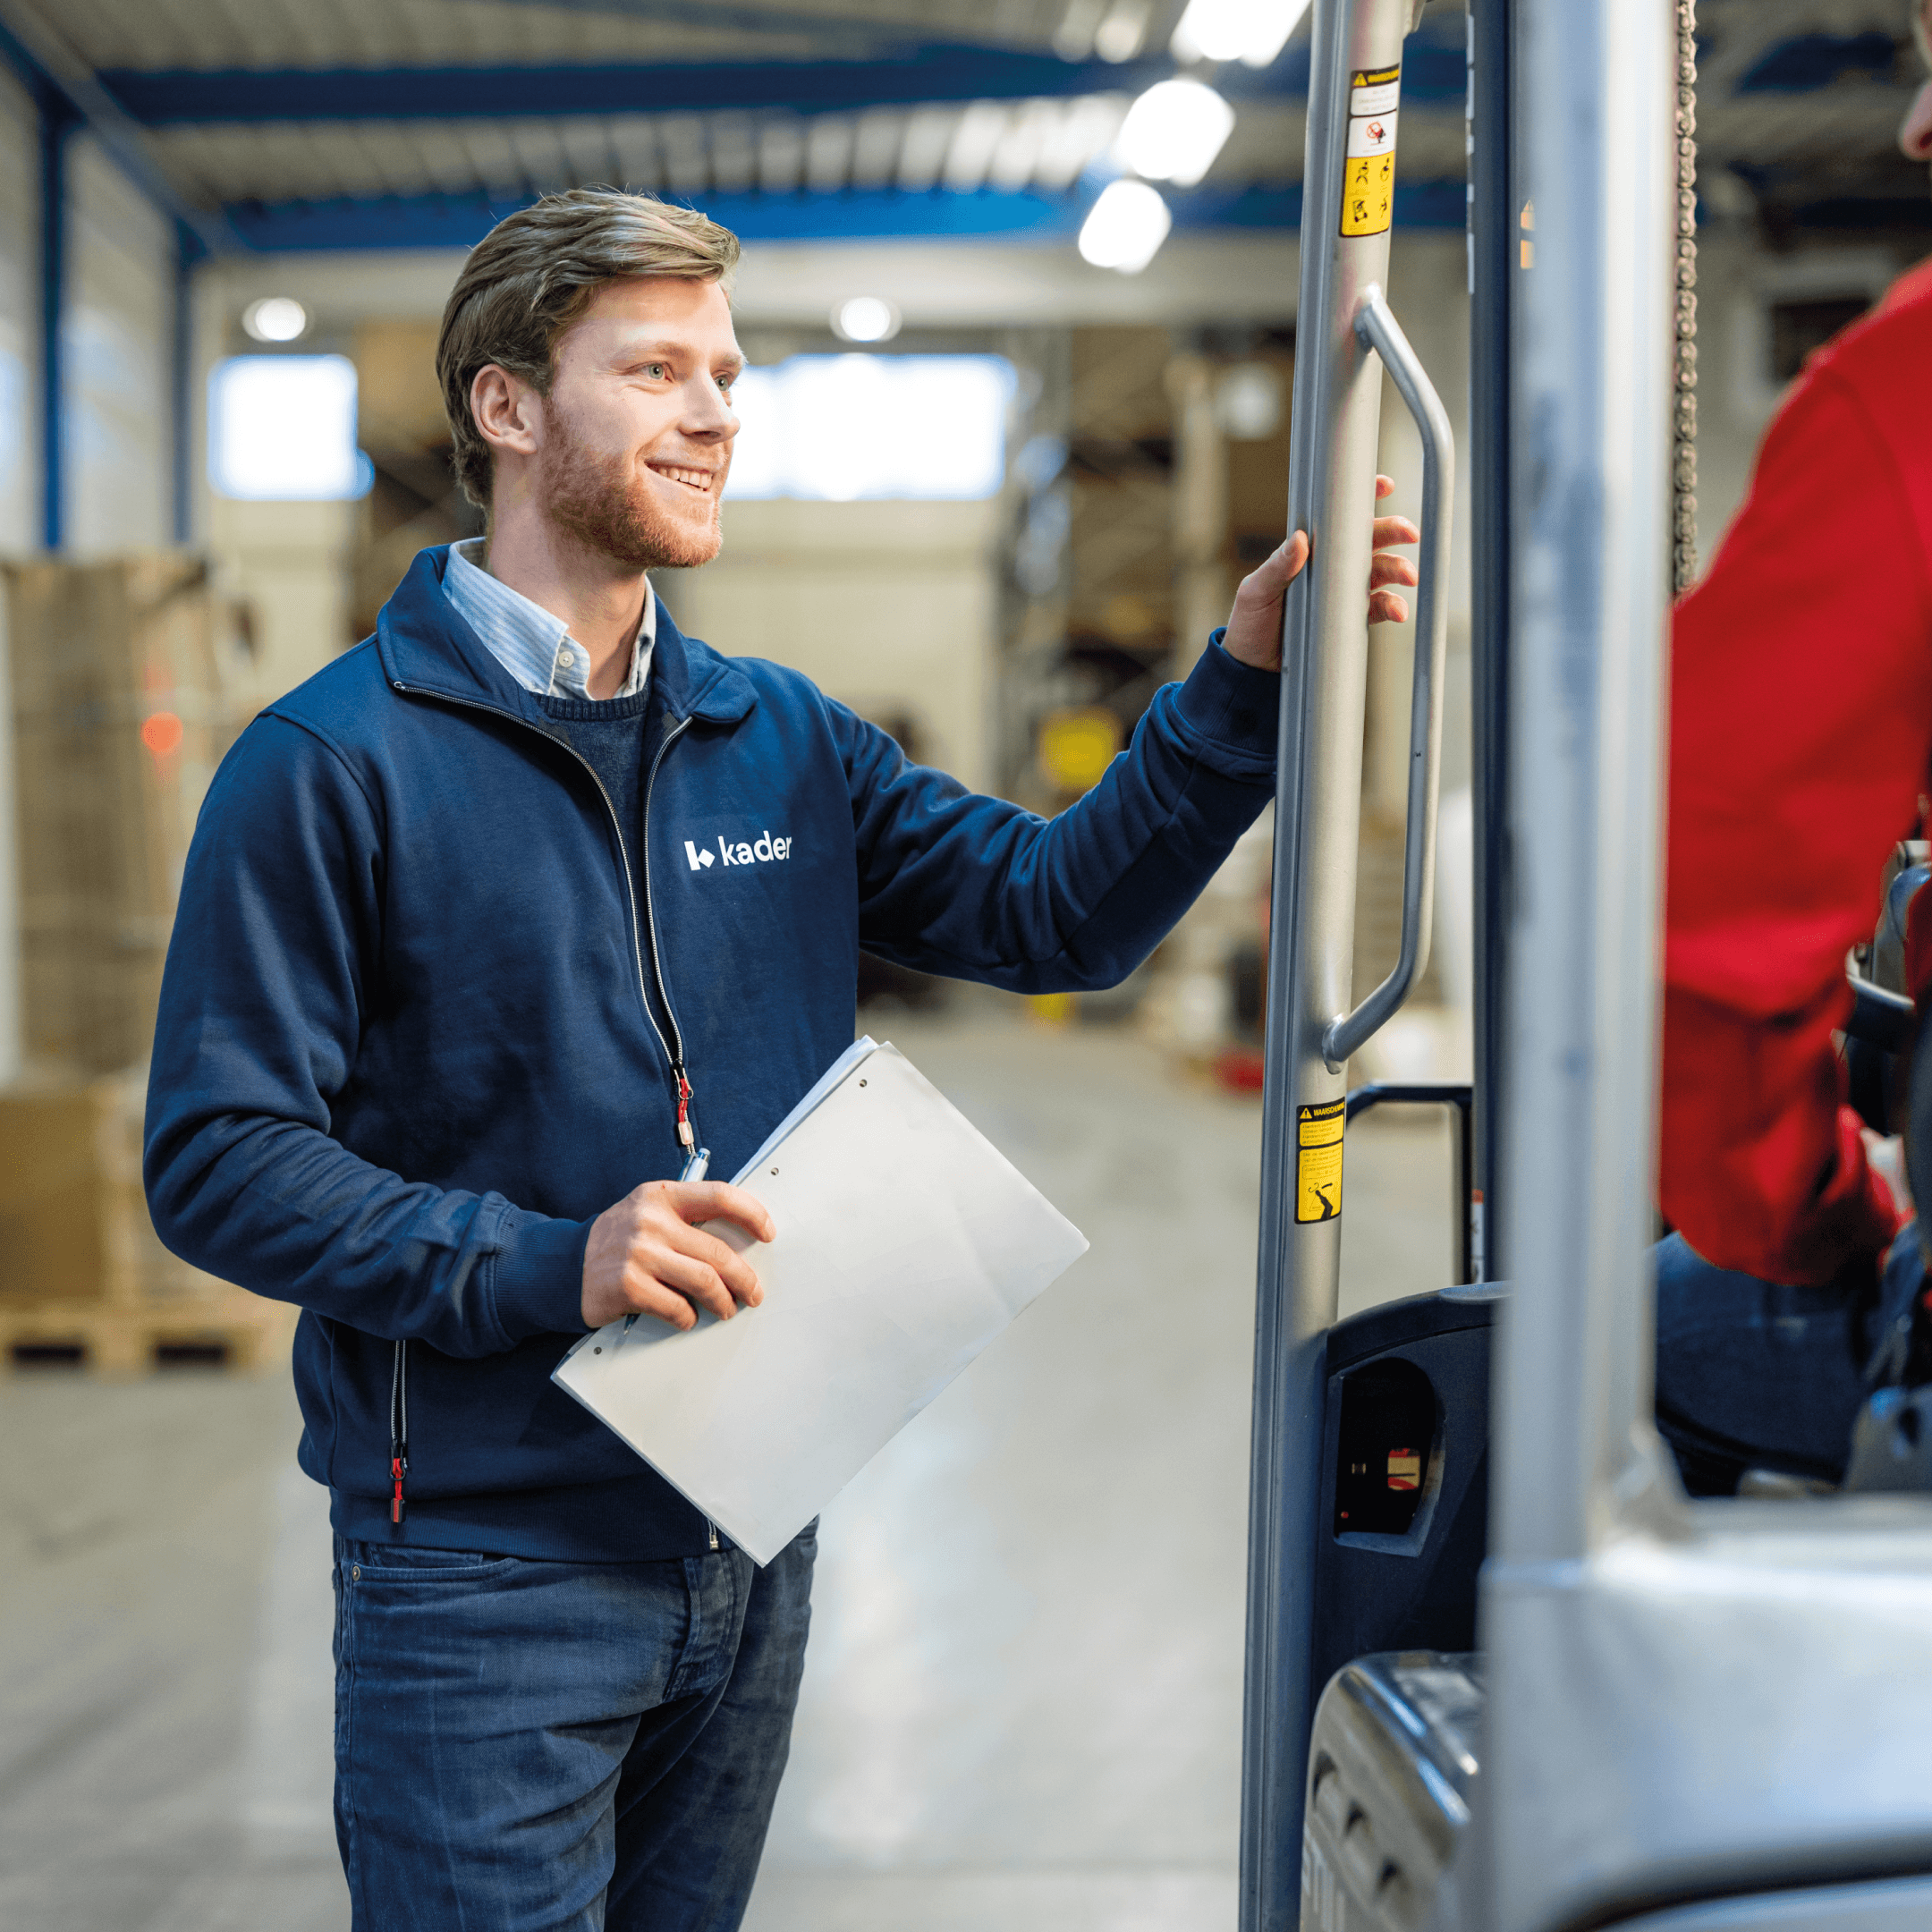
[637,364,736,392]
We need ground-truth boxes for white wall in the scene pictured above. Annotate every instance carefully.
[663,498,1001,792]
[64,134,172,555]
[192,252,362,706]
[205,496,357,714]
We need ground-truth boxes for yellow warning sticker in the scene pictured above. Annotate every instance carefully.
[1340,64,1400,239]
[1296,1098,1345,1224]
[1341,154,1395,237]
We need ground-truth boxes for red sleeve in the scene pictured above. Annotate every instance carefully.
[1661,365,1931,1282]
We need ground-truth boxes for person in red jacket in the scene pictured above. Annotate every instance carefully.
[1651,8,1932,1490]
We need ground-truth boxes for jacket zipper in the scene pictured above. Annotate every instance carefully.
[641,716,698,1147]
[388,679,715,1548]
[641,715,716,1555]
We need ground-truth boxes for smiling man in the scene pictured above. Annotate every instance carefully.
[144,189,1417,1930]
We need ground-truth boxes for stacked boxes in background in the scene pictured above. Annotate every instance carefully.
[10,554,226,1072]
[0,555,297,1373]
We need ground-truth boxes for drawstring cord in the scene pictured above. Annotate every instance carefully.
[390,1338,409,1524]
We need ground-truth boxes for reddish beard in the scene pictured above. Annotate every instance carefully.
[536,402,724,570]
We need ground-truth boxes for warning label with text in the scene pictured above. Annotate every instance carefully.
[1295,1098,1345,1224]
[1340,64,1400,238]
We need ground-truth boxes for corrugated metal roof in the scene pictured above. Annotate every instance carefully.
[9,0,1920,245]
[149,97,1171,205]
[38,0,1071,73]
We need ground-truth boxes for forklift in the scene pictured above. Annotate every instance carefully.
[1242,1,1932,1927]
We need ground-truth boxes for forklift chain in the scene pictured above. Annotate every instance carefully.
[1674,0,1699,594]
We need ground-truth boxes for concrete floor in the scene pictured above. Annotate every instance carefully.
[0,1011,1454,1932]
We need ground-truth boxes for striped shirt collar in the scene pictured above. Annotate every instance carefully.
[443,538,656,702]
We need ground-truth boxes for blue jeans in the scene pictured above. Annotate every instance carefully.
[331,1528,816,1931]
[1653,1228,1925,1493]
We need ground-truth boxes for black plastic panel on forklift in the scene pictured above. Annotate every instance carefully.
[1309,1284,1501,1704]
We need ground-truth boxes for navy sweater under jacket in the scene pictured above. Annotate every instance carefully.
[144,545,1280,1560]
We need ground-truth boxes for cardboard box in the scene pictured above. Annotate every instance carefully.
[0,1078,139,1304]
[4,554,238,1072]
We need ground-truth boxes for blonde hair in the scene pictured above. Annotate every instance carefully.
[436,188,741,509]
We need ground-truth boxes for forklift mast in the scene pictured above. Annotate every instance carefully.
[1241,0,1454,1921]
[1487,0,1932,1918]
[1246,2,1932,1928]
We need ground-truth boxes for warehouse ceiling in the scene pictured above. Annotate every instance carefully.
[0,0,1926,255]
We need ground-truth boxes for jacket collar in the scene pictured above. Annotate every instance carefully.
[376,545,757,726]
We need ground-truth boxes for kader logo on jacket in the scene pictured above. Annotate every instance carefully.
[684,832,793,870]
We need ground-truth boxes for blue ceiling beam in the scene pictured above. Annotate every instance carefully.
[0,8,236,250]
[216,177,1468,254]
[101,35,1467,127]
[225,185,1093,252]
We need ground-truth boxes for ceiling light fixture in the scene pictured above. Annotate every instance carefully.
[242,296,309,343]
[833,296,902,343]
[1115,79,1236,187]
[1171,0,1312,69]
[1078,180,1174,275]
[1052,0,1105,59]
[1093,0,1152,63]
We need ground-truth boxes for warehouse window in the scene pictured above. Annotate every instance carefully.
[725,354,1013,502]
[208,354,366,500]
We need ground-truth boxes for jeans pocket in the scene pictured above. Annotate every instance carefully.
[342,1539,520,1582]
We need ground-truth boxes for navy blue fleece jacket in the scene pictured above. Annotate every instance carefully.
[144,545,1278,1558]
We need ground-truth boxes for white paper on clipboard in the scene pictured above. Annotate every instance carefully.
[552,1039,1089,1563]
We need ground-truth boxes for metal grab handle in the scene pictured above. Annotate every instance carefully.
[1320,285,1455,1071]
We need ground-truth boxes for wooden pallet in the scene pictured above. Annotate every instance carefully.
[0,1291,298,1377]
[2,1067,301,1375]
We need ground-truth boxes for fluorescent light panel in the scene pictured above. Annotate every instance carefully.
[1115,79,1234,187]
[1171,0,1312,68]
[1078,179,1174,274]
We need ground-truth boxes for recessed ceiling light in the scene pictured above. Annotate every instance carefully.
[833,296,902,343]
[242,296,309,343]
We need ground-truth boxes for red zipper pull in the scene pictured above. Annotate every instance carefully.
[676,1071,695,1149]
[391,1455,406,1524]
